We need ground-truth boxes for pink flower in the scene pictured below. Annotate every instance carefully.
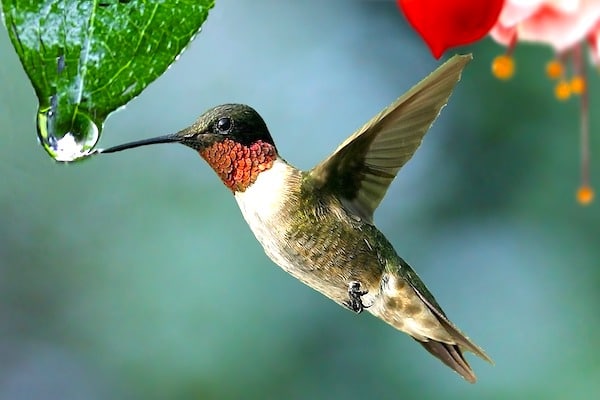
[489,0,599,205]
[490,0,600,61]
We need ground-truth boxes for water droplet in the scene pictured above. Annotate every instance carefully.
[37,106,100,162]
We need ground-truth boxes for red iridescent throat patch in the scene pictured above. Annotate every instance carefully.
[199,139,277,192]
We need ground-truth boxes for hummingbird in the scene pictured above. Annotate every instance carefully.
[100,54,491,382]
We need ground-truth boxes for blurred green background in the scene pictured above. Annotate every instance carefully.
[1,1,599,399]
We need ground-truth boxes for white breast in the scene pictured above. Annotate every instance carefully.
[234,158,300,268]
[234,157,295,221]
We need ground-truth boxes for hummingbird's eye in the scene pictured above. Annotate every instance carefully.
[216,117,232,134]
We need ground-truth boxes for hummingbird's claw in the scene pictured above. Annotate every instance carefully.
[344,281,369,314]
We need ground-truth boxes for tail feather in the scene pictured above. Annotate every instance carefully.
[432,309,493,364]
[411,283,493,364]
[373,265,492,382]
[416,339,477,383]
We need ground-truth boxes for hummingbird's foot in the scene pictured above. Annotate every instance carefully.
[344,281,369,314]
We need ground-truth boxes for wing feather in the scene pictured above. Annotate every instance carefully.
[309,54,472,222]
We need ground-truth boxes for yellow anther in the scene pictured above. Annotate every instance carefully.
[576,185,594,205]
[570,75,585,95]
[545,60,563,80]
[554,80,571,101]
[491,55,515,80]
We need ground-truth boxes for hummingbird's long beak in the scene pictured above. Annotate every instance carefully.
[98,134,182,154]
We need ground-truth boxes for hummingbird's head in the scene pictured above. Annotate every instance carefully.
[101,104,279,192]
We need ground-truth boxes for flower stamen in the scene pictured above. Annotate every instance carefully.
[570,75,585,95]
[577,185,594,205]
[546,60,564,80]
[492,54,515,80]
[554,79,572,100]
[574,44,593,205]
[492,33,516,80]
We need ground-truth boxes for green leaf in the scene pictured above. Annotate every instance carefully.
[0,0,214,161]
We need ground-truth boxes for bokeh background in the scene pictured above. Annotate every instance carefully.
[1,1,599,399]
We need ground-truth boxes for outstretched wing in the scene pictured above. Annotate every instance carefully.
[308,54,471,222]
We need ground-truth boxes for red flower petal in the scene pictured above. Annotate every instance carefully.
[398,0,505,58]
